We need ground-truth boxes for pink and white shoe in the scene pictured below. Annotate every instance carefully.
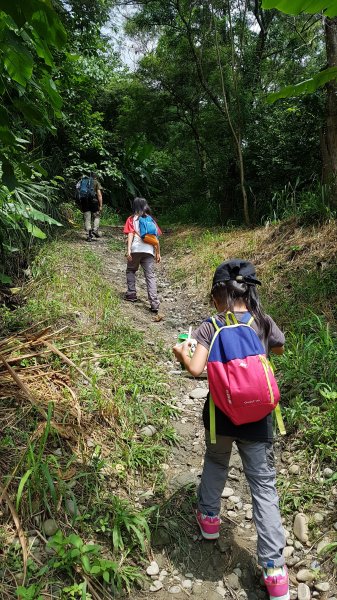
[196,510,220,539]
[263,563,290,600]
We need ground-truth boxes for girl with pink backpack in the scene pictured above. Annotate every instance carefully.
[173,259,289,600]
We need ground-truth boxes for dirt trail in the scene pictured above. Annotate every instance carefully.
[80,227,336,600]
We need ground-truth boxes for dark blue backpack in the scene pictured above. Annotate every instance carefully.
[139,215,157,239]
[79,176,95,202]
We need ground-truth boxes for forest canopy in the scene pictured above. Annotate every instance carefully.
[1,0,337,278]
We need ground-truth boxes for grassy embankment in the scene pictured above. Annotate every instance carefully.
[0,236,178,599]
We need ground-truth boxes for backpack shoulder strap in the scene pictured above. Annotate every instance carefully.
[239,312,254,326]
[206,316,223,331]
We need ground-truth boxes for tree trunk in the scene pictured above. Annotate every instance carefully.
[322,17,337,207]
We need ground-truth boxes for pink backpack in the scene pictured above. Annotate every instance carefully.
[207,312,280,439]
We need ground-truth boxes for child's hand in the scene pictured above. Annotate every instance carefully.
[156,253,161,263]
[127,253,132,262]
[173,340,193,363]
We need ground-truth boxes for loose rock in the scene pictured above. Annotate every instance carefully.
[229,495,241,504]
[314,582,330,593]
[283,546,294,558]
[289,464,300,475]
[222,487,234,498]
[293,513,309,543]
[216,587,227,598]
[147,561,160,576]
[182,580,193,589]
[317,539,331,554]
[296,569,315,584]
[298,583,311,600]
[313,513,324,524]
[168,585,182,594]
[225,573,240,590]
[190,388,208,399]
[140,425,157,437]
[150,581,163,592]
[323,468,333,478]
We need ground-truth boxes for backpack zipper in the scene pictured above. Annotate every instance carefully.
[259,355,275,404]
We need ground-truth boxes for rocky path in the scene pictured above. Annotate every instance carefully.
[83,227,336,600]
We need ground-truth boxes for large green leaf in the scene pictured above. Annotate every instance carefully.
[4,33,34,87]
[13,98,48,127]
[23,219,47,239]
[0,126,16,145]
[267,66,337,103]
[261,0,337,17]
[40,76,62,110]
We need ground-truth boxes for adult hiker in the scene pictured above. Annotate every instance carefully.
[173,259,289,600]
[76,173,103,242]
[123,197,161,314]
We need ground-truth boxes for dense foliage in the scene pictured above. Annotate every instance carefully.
[0,0,336,277]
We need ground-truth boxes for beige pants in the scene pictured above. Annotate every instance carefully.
[83,211,100,233]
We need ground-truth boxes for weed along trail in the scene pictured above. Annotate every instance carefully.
[83,226,337,600]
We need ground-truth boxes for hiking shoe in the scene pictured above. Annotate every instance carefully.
[196,510,220,540]
[92,230,101,238]
[263,564,289,600]
[150,307,159,314]
[124,294,138,302]
[86,235,92,242]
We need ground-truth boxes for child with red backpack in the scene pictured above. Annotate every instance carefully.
[123,198,161,313]
[173,259,289,600]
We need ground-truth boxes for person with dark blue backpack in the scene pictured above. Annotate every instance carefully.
[76,173,103,242]
[173,260,289,600]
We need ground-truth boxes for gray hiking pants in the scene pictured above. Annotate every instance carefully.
[126,252,159,310]
[198,432,285,568]
[84,210,100,233]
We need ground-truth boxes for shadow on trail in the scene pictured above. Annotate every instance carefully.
[149,485,265,599]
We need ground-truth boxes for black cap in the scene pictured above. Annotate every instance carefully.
[212,259,261,288]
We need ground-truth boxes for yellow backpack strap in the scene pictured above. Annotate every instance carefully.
[209,395,216,444]
[275,404,286,436]
[247,315,254,326]
[210,316,221,332]
[225,311,239,326]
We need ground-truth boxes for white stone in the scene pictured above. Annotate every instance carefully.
[189,387,208,399]
[293,513,309,543]
[141,425,157,437]
[287,538,294,546]
[216,587,227,598]
[245,510,253,520]
[222,487,234,498]
[317,539,331,554]
[43,519,58,536]
[185,573,193,578]
[229,495,241,504]
[283,546,294,558]
[228,510,237,518]
[182,580,193,589]
[295,541,303,550]
[147,561,160,576]
[150,581,163,592]
[296,569,315,583]
[314,582,330,593]
[323,467,333,478]
[313,513,324,524]
[297,583,311,600]
[225,573,240,590]
[289,464,300,475]
[168,585,182,594]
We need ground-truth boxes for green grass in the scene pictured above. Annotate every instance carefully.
[0,236,176,598]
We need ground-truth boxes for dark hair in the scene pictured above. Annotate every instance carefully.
[132,197,152,217]
[211,280,271,337]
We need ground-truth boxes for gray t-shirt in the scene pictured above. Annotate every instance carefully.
[192,311,285,441]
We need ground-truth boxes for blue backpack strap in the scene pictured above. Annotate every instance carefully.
[239,312,254,326]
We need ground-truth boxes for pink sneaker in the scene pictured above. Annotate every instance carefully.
[263,564,290,600]
[196,510,220,539]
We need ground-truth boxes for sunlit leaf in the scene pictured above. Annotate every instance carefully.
[267,66,337,103]
[4,33,34,87]
[23,219,47,239]
[262,0,337,16]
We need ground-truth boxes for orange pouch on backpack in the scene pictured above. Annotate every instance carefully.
[143,234,159,248]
